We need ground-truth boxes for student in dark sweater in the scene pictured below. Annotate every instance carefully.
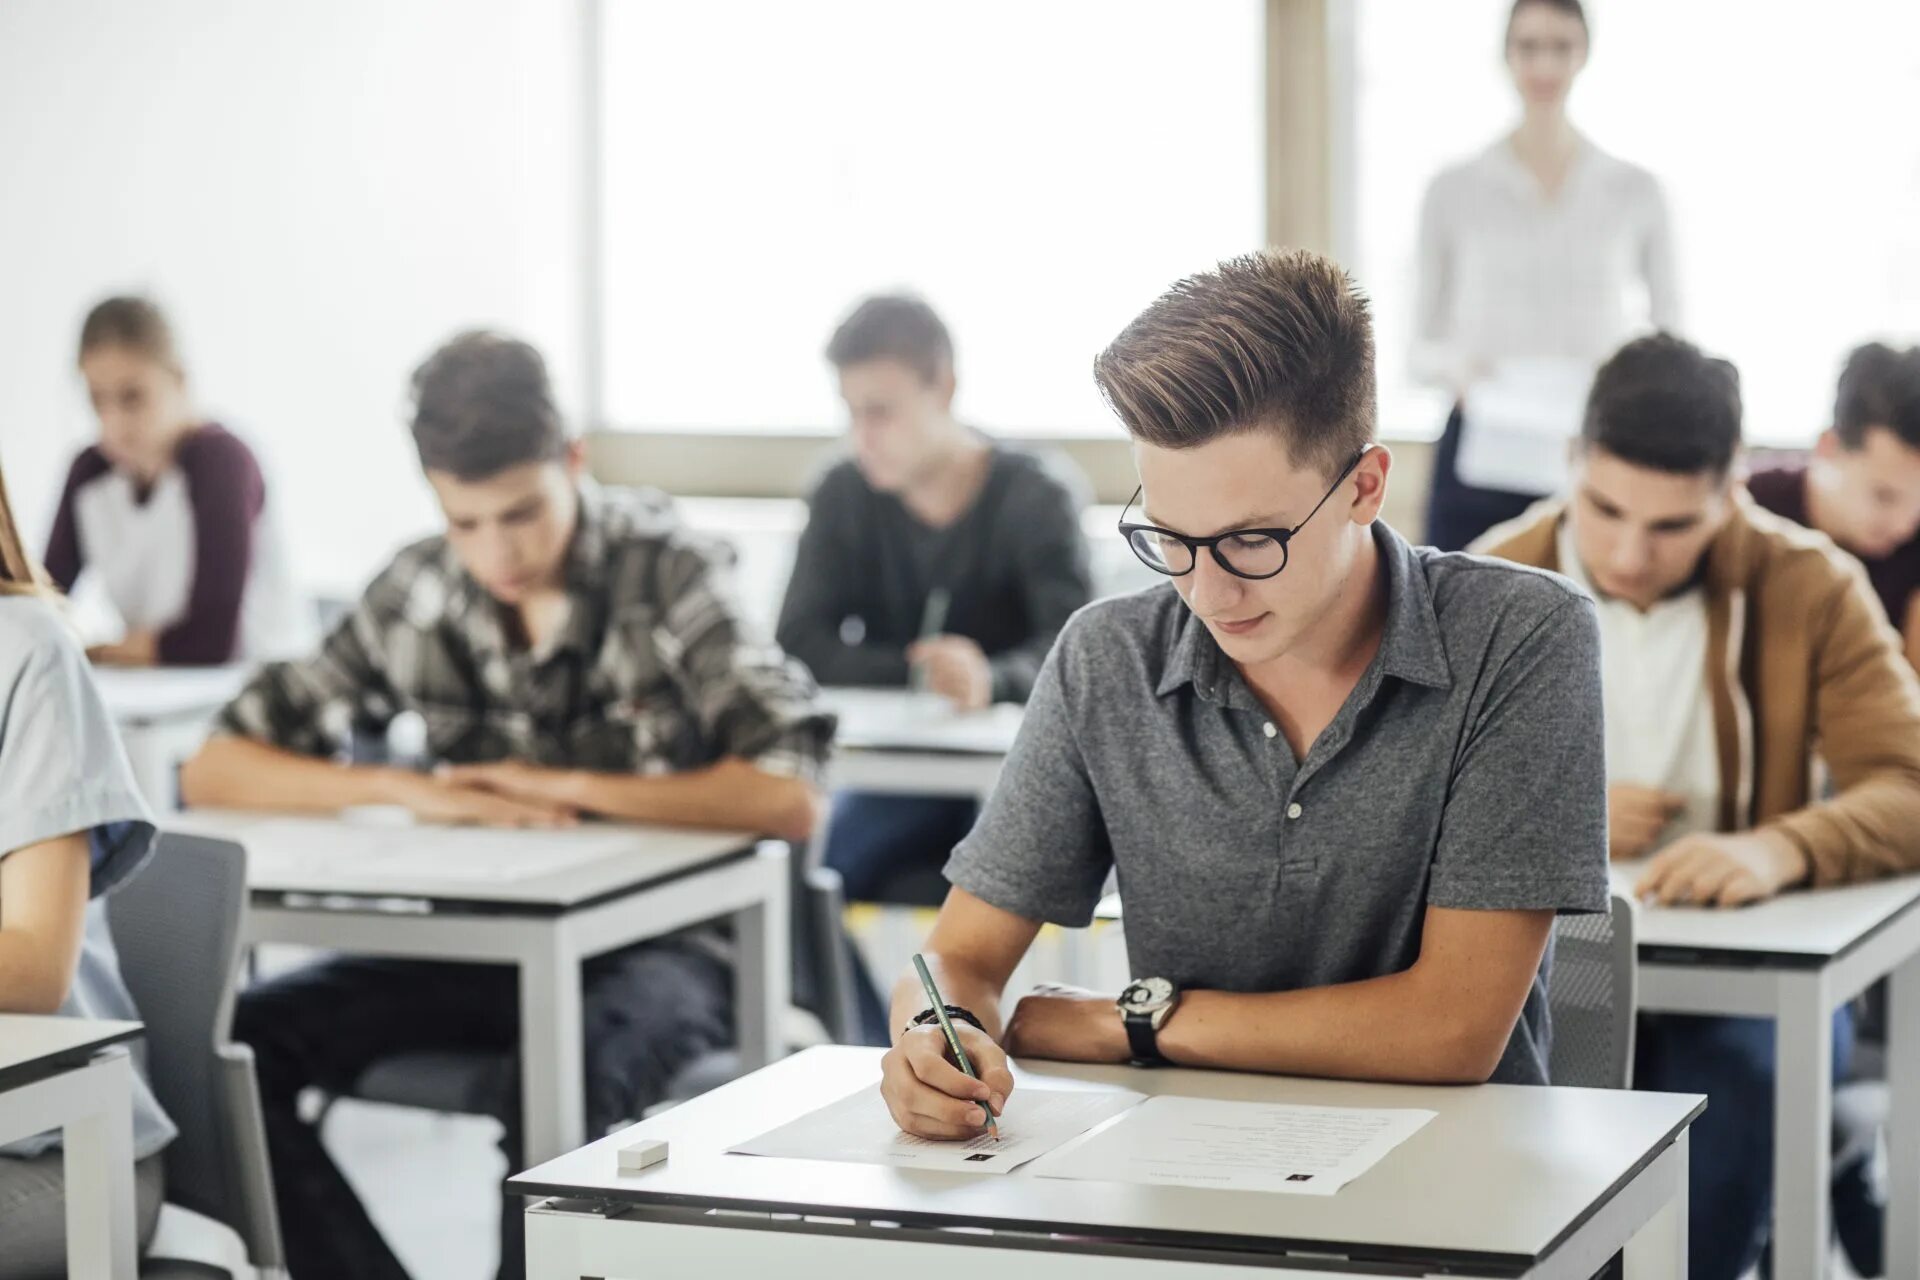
[44,296,311,666]
[1746,342,1920,670]
[779,295,1093,913]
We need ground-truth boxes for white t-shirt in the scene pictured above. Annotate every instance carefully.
[1558,525,1719,845]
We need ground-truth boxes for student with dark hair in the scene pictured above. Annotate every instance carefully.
[778,295,1093,920]
[1748,342,1920,667]
[881,250,1607,1146]
[45,295,312,665]
[1416,0,1680,550]
[181,330,833,1280]
[1477,332,1920,1280]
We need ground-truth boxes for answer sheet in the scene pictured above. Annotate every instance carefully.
[730,1084,1145,1174]
[222,816,658,886]
[1037,1096,1435,1196]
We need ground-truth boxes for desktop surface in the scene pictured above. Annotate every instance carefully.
[512,1045,1701,1269]
[0,1015,142,1091]
[171,810,758,911]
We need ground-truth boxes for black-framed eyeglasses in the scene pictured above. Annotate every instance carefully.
[1117,447,1370,580]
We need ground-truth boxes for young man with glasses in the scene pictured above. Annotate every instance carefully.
[879,249,1610,1141]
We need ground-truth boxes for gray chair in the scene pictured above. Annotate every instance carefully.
[346,839,855,1124]
[1546,891,1638,1089]
[108,832,286,1278]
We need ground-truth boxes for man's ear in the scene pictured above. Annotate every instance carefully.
[563,438,588,479]
[1812,428,1843,462]
[1350,444,1392,523]
[934,366,957,414]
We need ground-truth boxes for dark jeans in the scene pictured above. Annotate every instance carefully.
[1424,404,1544,552]
[824,792,979,1044]
[234,941,731,1280]
[1634,1008,1855,1280]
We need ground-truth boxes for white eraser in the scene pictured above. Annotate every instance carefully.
[617,1139,668,1172]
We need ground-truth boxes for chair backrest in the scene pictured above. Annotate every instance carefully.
[1546,891,1638,1089]
[780,837,858,1045]
[106,832,285,1270]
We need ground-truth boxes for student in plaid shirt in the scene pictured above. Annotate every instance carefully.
[182,331,832,1280]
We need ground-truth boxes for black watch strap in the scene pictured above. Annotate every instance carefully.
[1123,1009,1166,1065]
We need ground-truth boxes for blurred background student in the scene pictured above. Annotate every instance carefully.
[777,295,1092,1039]
[0,456,176,1278]
[43,296,312,667]
[1414,0,1679,550]
[1747,342,1920,669]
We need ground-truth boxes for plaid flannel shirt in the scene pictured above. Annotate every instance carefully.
[219,484,833,781]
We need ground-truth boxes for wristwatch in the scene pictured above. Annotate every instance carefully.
[1117,977,1181,1065]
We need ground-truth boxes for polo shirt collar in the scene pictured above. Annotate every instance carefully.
[1154,522,1453,702]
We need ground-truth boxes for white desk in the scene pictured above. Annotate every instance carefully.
[511,1045,1701,1279]
[170,810,789,1165]
[94,666,249,810]
[819,688,1022,798]
[0,1016,144,1279]
[1618,867,1920,1280]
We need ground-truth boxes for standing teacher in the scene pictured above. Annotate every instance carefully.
[1416,0,1680,550]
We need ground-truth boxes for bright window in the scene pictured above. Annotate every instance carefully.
[599,0,1265,436]
[1354,0,1920,446]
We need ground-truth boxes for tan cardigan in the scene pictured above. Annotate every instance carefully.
[1475,496,1920,887]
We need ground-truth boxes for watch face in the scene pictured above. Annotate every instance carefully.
[1119,977,1174,1013]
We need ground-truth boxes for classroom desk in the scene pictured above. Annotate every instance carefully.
[169,810,788,1166]
[0,1016,144,1279]
[510,1045,1703,1279]
[819,687,1022,798]
[1617,866,1920,1280]
[93,665,249,810]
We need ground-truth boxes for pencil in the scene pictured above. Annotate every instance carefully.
[911,952,998,1140]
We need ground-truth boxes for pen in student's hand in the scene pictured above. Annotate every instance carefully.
[909,588,952,693]
[911,952,998,1140]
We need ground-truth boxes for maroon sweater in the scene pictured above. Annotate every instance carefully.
[44,424,266,665]
[1747,460,1920,641]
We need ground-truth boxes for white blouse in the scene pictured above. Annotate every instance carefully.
[1413,136,1681,392]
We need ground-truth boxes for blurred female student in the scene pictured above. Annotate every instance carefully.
[43,296,312,666]
[0,457,175,1277]
[1414,0,1680,549]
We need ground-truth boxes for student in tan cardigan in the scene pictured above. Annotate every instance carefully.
[1476,332,1920,1279]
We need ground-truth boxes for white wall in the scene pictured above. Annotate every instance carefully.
[0,0,584,596]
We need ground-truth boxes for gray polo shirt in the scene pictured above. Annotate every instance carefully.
[946,521,1608,1085]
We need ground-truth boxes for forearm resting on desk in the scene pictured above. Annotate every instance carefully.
[562,760,822,843]
[181,734,419,813]
[1155,907,1552,1085]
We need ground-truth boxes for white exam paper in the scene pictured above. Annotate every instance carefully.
[729,1084,1145,1175]
[223,817,651,886]
[1036,1096,1435,1196]
[1457,357,1593,494]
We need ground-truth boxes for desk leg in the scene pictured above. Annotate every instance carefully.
[1623,1128,1688,1280]
[734,851,789,1071]
[1774,970,1834,1278]
[519,925,586,1166]
[1890,952,1920,1280]
[64,1053,138,1280]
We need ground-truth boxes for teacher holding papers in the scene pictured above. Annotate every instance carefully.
[1416,0,1680,550]
[880,248,1608,1140]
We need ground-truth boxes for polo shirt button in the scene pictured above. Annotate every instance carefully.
[1287,802,1303,820]
[1263,722,1278,739]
